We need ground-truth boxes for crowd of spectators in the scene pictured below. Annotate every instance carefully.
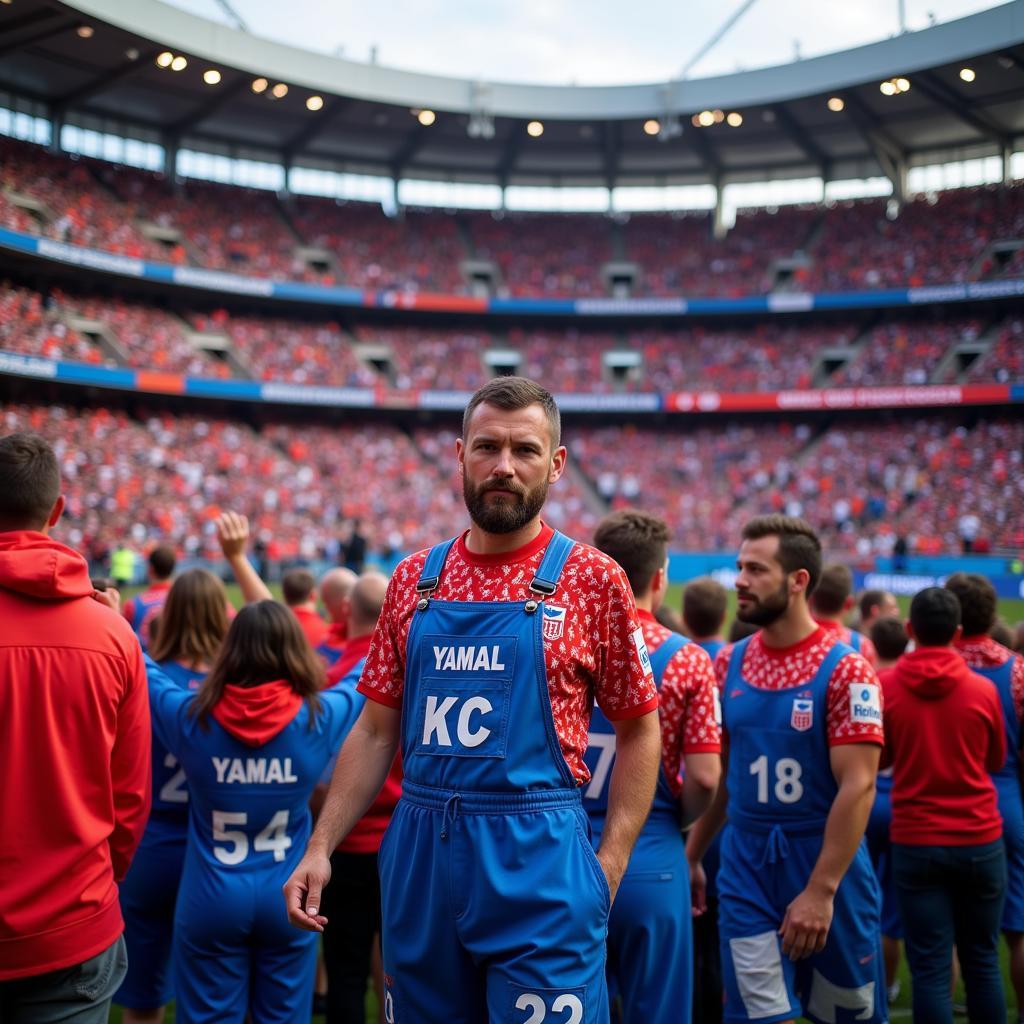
[1,402,1020,561]
[350,324,489,390]
[4,138,1024,297]
[967,317,1024,383]
[0,282,107,364]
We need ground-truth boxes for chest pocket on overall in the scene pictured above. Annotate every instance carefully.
[414,633,518,758]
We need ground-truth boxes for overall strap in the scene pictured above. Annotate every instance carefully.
[847,629,862,653]
[815,637,855,687]
[724,634,754,690]
[529,530,576,596]
[415,536,460,594]
[649,632,689,689]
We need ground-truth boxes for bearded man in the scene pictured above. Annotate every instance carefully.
[285,376,661,1024]
[686,515,887,1024]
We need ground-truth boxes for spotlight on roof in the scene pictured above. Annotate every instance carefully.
[271,82,288,98]
[170,55,187,71]
[697,110,715,127]
[959,67,976,82]
[251,77,268,93]
[417,109,436,126]
[203,69,221,86]
[895,77,910,92]
[880,80,897,96]
[726,111,743,127]
[712,109,725,123]
[76,25,94,38]
[643,119,661,136]
[827,96,845,112]
[526,120,544,137]
[156,51,174,68]
[306,95,324,111]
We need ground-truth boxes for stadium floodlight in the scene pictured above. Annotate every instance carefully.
[712,109,725,123]
[156,51,174,68]
[170,55,188,72]
[417,109,436,126]
[271,82,288,98]
[697,110,715,127]
[895,77,910,92]
[644,119,661,136]
[960,67,976,82]
[527,120,544,137]
[203,69,222,86]
[76,25,94,38]
[726,111,743,127]
[880,80,897,95]
[306,95,324,111]
[251,77,268,93]
[827,96,845,112]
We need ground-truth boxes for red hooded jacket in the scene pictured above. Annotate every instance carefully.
[880,646,1005,846]
[0,531,151,980]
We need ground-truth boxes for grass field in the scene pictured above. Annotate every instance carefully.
[108,577,1022,1021]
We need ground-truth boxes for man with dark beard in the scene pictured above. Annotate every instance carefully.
[687,515,886,1024]
[284,376,662,1024]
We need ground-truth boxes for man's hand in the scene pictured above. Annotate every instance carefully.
[688,857,708,917]
[779,881,834,960]
[216,511,250,561]
[596,847,627,906]
[92,587,121,612]
[283,847,332,933]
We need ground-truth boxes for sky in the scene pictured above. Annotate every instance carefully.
[164,0,1005,85]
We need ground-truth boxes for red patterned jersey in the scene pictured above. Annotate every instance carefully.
[714,625,883,747]
[815,617,879,668]
[638,610,721,798]
[358,523,659,784]
[956,635,1024,723]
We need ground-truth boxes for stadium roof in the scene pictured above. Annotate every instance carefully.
[1,0,1023,189]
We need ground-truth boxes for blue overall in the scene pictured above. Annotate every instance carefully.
[696,638,725,662]
[974,655,1024,931]
[865,768,902,939]
[115,659,203,1010]
[584,632,691,1024]
[848,630,863,654]
[144,657,361,1024]
[378,531,611,1024]
[718,636,885,1024]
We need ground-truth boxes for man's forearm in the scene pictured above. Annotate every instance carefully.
[680,752,721,830]
[597,712,661,881]
[310,711,399,854]
[807,768,875,895]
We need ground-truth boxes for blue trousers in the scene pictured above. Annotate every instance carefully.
[893,840,1006,1024]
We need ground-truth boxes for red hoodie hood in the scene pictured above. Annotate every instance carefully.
[0,531,94,601]
[211,680,303,747]
[895,647,975,699]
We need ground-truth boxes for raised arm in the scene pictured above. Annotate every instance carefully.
[216,511,273,604]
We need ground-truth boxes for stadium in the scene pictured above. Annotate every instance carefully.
[0,0,1023,1020]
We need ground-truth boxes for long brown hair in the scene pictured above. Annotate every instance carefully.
[190,600,325,728]
[149,568,230,669]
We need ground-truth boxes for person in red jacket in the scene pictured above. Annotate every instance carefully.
[881,586,1007,1024]
[0,432,151,1022]
[284,567,329,648]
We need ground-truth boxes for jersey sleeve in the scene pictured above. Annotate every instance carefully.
[143,653,193,755]
[680,646,723,754]
[826,652,884,747]
[593,562,658,721]
[356,567,413,709]
[1012,658,1024,729]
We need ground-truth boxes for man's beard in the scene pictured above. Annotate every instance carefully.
[736,579,790,627]
[463,476,548,534]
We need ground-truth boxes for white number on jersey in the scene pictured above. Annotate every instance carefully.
[584,732,616,800]
[212,809,291,865]
[749,755,804,805]
[515,993,584,1024]
[159,753,188,804]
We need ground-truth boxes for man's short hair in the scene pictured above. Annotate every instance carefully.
[991,619,1014,648]
[350,572,388,629]
[910,587,962,647]
[741,515,822,596]
[870,616,908,662]
[944,572,997,637]
[462,376,561,451]
[858,589,886,622]
[593,510,671,597]
[0,432,60,531]
[683,578,728,638]
[148,544,176,580]
[810,563,854,616]
[282,568,316,606]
